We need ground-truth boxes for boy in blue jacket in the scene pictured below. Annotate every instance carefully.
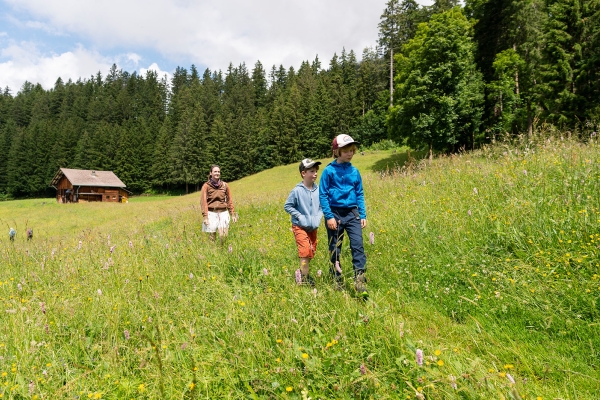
[319,134,368,296]
[284,159,323,285]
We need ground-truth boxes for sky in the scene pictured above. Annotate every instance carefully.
[0,0,435,93]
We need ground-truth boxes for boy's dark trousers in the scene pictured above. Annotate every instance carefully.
[327,207,366,278]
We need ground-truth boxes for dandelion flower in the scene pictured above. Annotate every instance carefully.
[302,353,309,359]
[286,386,293,392]
[434,349,441,356]
[437,359,444,367]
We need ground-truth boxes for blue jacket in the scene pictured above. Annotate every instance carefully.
[319,161,366,220]
[284,182,323,231]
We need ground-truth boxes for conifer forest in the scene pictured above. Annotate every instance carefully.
[0,0,598,198]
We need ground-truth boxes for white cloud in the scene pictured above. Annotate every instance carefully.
[4,0,390,70]
[127,53,141,65]
[1,0,438,90]
[139,62,173,83]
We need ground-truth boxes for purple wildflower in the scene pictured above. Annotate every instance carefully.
[129,241,133,248]
[110,245,116,254]
[97,289,102,296]
[506,373,515,384]
[449,375,457,390]
[313,288,317,296]
[360,364,366,375]
[473,187,478,195]
[523,170,528,176]
[40,302,46,314]
[468,209,472,216]
[228,244,233,253]
[263,268,269,275]
[416,349,424,366]
[369,232,374,245]
[45,324,49,334]
[317,269,322,277]
[78,240,82,250]
[189,273,194,279]
[124,329,130,340]
[17,283,22,291]
[295,269,302,284]
[29,380,34,394]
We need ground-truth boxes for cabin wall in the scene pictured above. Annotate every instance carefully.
[55,180,128,203]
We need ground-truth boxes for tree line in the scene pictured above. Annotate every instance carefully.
[0,0,598,198]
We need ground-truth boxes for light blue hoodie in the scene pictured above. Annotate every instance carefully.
[284,183,323,231]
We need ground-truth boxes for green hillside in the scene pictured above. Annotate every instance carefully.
[0,138,599,399]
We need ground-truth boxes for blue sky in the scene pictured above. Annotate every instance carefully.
[0,0,434,93]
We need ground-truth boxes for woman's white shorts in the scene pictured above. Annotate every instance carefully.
[202,211,230,233]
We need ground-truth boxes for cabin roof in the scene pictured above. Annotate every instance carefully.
[50,168,126,188]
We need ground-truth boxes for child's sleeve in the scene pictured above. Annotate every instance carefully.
[284,189,300,218]
[356,171,367,219]
[319,169,334,220]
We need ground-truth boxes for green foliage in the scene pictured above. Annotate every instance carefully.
[388,7,485,151]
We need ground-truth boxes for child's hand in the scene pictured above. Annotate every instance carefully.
[361,219,367,229]
[327,218,337,230]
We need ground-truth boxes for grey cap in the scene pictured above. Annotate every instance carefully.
[299,158,322,172]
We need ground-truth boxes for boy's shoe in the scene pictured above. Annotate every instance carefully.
[300,274,315,287]
[355,273,368,298]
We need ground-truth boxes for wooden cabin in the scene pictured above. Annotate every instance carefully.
[50,168,130,203]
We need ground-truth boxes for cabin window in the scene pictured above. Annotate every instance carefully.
[106,196,110,200]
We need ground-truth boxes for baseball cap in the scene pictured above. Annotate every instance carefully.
[332,134,360,150]
[299,158,322,172]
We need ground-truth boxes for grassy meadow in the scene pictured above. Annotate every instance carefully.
[0,134,599,399]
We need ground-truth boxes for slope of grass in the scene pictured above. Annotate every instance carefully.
[0,136,598,399]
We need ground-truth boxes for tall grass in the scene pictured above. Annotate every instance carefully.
[0,134,598,399]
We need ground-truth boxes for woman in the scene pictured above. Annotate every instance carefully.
[200,165,237,242]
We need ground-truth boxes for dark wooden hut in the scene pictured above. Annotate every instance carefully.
[50,168,130,203]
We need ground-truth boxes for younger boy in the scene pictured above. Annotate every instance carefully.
[319,134,368,296]
[284,159,323,285]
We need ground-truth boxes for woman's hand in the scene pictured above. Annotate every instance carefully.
[203,217,209,226]
[232,213,238,223]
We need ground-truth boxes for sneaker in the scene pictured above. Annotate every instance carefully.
[302,274,316,287]
[355,273,368,297]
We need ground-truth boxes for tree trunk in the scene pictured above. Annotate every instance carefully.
[390,48,394,107]
[527,100,533,137]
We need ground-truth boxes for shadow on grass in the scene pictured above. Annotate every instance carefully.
[369,150,428,173]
